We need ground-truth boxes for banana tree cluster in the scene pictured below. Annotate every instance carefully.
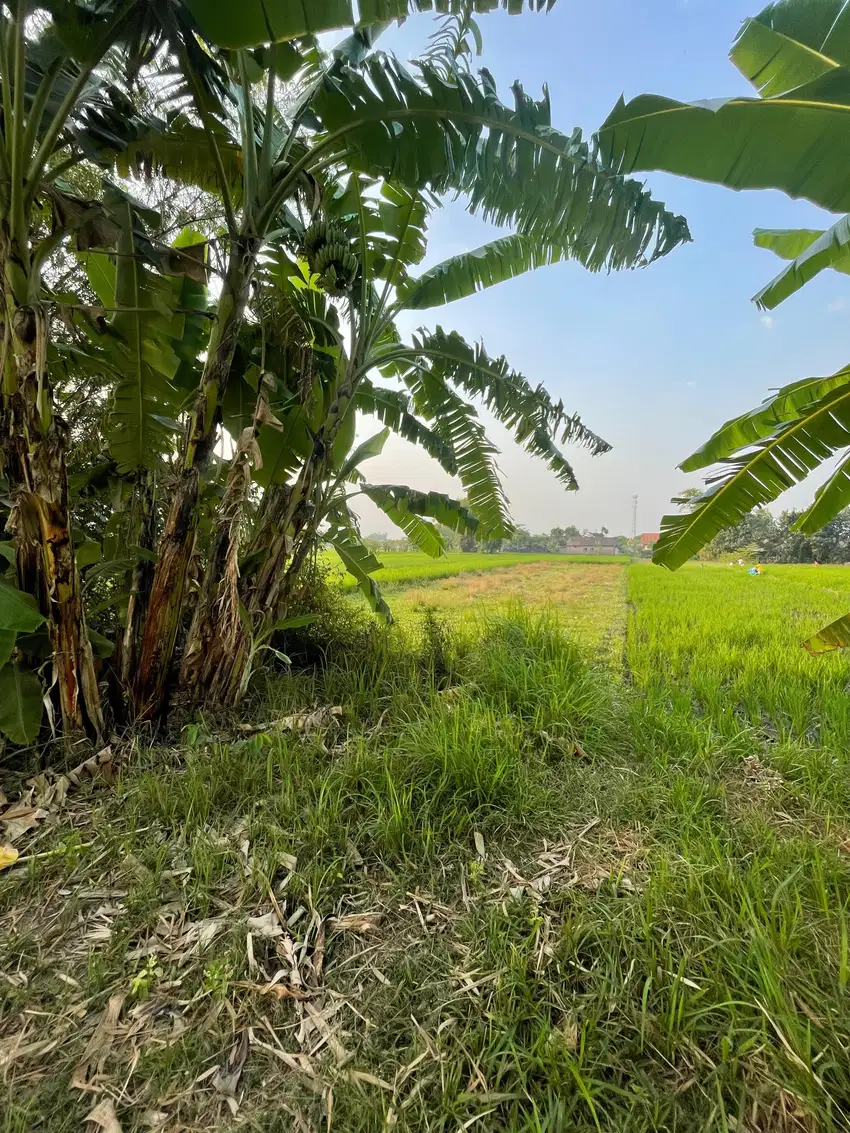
[597,0,850,650]
[0,0,690,745]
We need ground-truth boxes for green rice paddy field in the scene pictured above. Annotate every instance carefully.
[5,557,850,1132]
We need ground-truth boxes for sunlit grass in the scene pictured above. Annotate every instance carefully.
[323,549,625,588]
[5,563,850,1131]
[628,562,850,748]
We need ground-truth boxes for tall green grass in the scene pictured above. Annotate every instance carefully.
[628,562,850,749]
[4,572,850,1132]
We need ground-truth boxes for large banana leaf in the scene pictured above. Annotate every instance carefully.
[339,428,389,482]
[803,612,850,654]
[395,328,607,490]
[405,367,511,537]
[597,70,850,215]
[400,234,570,310]
[730,0,847,96]
[100,197,190,473]
[114,114,244,198]
[328,530,392,622]
[654,380,850,569]
[314,56,689,268]
[681,363,850,471]
[361,486,445,557]
[361,483,481,556]
[0,582,46,633]
[0,663,43,745]
[355,380,458,474]
[752,216,850,309]
[184,1,556,50]
[0,631,15,669]
[795,451,850,532]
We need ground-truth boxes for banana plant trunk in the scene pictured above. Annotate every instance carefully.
[203,378,359,704]
[119,470,156,698]
[134,236,259,721]
[180,424,256,705]
[3,299,104,738]
[252,377,357,616]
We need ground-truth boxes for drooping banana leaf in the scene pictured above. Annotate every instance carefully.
[654,380,850,569]
[793,451,850,533]
[803,611,850,654]
[753,216,850,309]
[327,530,392,623]
[361,483,480,557]
[405,367,511,538]
[390,328,606,491]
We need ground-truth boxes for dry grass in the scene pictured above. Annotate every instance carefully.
[396,561,627,651]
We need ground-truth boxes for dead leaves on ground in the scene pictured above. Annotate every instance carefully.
[0,745,116,856]
[0,785,649,1131]
[85,1098,123,1133]
[71,993,127,1091]
[490,821,647,904]
[237,705,343,737]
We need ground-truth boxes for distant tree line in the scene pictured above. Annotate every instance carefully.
[701,508,850,564]
[366,523,636,555]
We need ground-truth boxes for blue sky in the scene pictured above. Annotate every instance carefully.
[351,0,847,538]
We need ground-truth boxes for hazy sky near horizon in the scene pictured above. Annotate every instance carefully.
[348,0,847,538]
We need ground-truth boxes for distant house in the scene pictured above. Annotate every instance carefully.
[640,532,660,548]
[565,534,621,555]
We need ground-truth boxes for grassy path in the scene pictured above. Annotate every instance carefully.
[3,560,850,1131]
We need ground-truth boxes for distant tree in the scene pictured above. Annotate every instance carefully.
[702,508,777,560]
[435,524,463,552]
[674,487,702,509]
[550,525,579,540]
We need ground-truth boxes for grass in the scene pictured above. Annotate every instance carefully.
[325,550,626,589]
[3,560,850,1131]
[392,560,628,653]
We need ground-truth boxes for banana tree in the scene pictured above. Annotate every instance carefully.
[596,0,850,648]
[176,171,621,707]
[64,187,209,699]
[0,1,159,738]
[131,21,689,717]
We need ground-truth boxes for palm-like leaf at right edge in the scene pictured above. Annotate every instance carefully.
[752,218,850,310]
[653,363,850,570]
